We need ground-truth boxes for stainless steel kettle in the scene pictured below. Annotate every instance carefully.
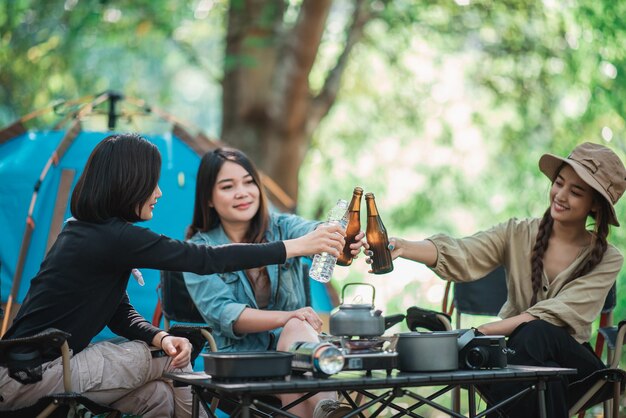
[329,283,385,337]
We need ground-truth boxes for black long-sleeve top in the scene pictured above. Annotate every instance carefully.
[4,217,286,362]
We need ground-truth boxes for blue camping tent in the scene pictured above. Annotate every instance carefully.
[0,94,333,341]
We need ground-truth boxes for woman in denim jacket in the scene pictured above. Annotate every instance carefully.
[184,148,363,417]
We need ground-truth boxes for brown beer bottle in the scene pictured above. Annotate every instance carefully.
[365,192,394,274]
[337,187,363,266]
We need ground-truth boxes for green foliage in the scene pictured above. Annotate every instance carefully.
[0,0,227,132]
[299,0,626,317]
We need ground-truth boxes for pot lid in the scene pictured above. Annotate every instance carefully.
[396,331,459,338]
[338,303,374,309]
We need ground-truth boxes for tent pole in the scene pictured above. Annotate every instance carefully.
[1,219,34,336]
[46,169,76,254]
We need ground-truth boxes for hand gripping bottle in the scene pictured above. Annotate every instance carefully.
[336,187,363,267]
[309,199,348,283]
[365,192,394,274]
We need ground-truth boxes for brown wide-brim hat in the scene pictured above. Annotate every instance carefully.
[539,142,626,226]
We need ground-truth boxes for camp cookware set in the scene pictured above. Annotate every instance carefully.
[200,283,506,379]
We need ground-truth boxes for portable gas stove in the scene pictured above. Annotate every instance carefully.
[320,335,398,375]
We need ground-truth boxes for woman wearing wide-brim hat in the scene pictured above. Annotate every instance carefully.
[369,142,626,417]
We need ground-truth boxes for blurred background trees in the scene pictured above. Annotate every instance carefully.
[2,0,626,321]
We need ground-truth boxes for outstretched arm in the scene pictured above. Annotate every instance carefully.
[283,222,345,258]
[387,237,438,266]
[365,237,438,268]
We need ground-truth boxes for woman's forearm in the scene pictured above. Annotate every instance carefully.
[283,223,344,258]
[233,308,290,334]
[391,238,438,267]
[477,313,537,336]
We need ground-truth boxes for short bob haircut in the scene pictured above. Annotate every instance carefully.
[70,133,161,223]
[186,148,269,243]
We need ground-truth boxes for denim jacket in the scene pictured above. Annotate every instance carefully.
[184,212,319,351]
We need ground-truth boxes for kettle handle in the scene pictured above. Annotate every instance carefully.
[340,282,376,305]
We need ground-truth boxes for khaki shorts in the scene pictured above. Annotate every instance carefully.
[1,340,152,409]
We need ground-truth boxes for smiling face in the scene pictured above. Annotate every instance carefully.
[550,165,598,225]
[210,160,260,227]
[138,185,162,221]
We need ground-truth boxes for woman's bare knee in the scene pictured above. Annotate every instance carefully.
[277,318,318,351]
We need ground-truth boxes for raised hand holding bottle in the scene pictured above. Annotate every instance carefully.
[365,192,394,274]
[336,187,363,267]
[309,199,348,283]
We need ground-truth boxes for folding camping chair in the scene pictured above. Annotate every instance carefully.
[573,319,626,418]
[154,271,224,415]
[156,270,291,416]
[439,266,508,412]
[569,286,625,418]
[0,328,119,418]
[441,267,621,417]
[441,266,508,329]
[156,270,217,353]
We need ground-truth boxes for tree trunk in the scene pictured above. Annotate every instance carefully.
[221,0,373,205]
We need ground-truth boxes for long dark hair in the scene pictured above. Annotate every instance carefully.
[529,172,612,305]
[186,148,269,243]
[70,133,161,223]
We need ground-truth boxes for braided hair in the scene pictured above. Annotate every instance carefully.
[529,208,553,305]
[529,195,611,306]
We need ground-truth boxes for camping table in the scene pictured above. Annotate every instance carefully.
[166,365,576,418]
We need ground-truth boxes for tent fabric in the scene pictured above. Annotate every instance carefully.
[0,130,201,340]
[0,130,332,341]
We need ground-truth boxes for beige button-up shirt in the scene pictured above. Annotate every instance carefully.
[428,218,623,343]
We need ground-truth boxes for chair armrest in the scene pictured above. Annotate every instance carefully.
[599,320,626,369]
[568,367,626,414]
[167,324,216,361]
[0,328,70,357]
[0,328,71,386]
[598,327,618,350]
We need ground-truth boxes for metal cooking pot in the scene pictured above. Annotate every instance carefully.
[396,331,459,372]
[329,283,384,337]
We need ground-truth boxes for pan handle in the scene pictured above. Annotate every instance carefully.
[384,313,406,330]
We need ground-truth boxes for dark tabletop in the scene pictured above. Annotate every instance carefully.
[166,365,577,396]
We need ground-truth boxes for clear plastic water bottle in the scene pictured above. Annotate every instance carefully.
[309,199,348,283]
